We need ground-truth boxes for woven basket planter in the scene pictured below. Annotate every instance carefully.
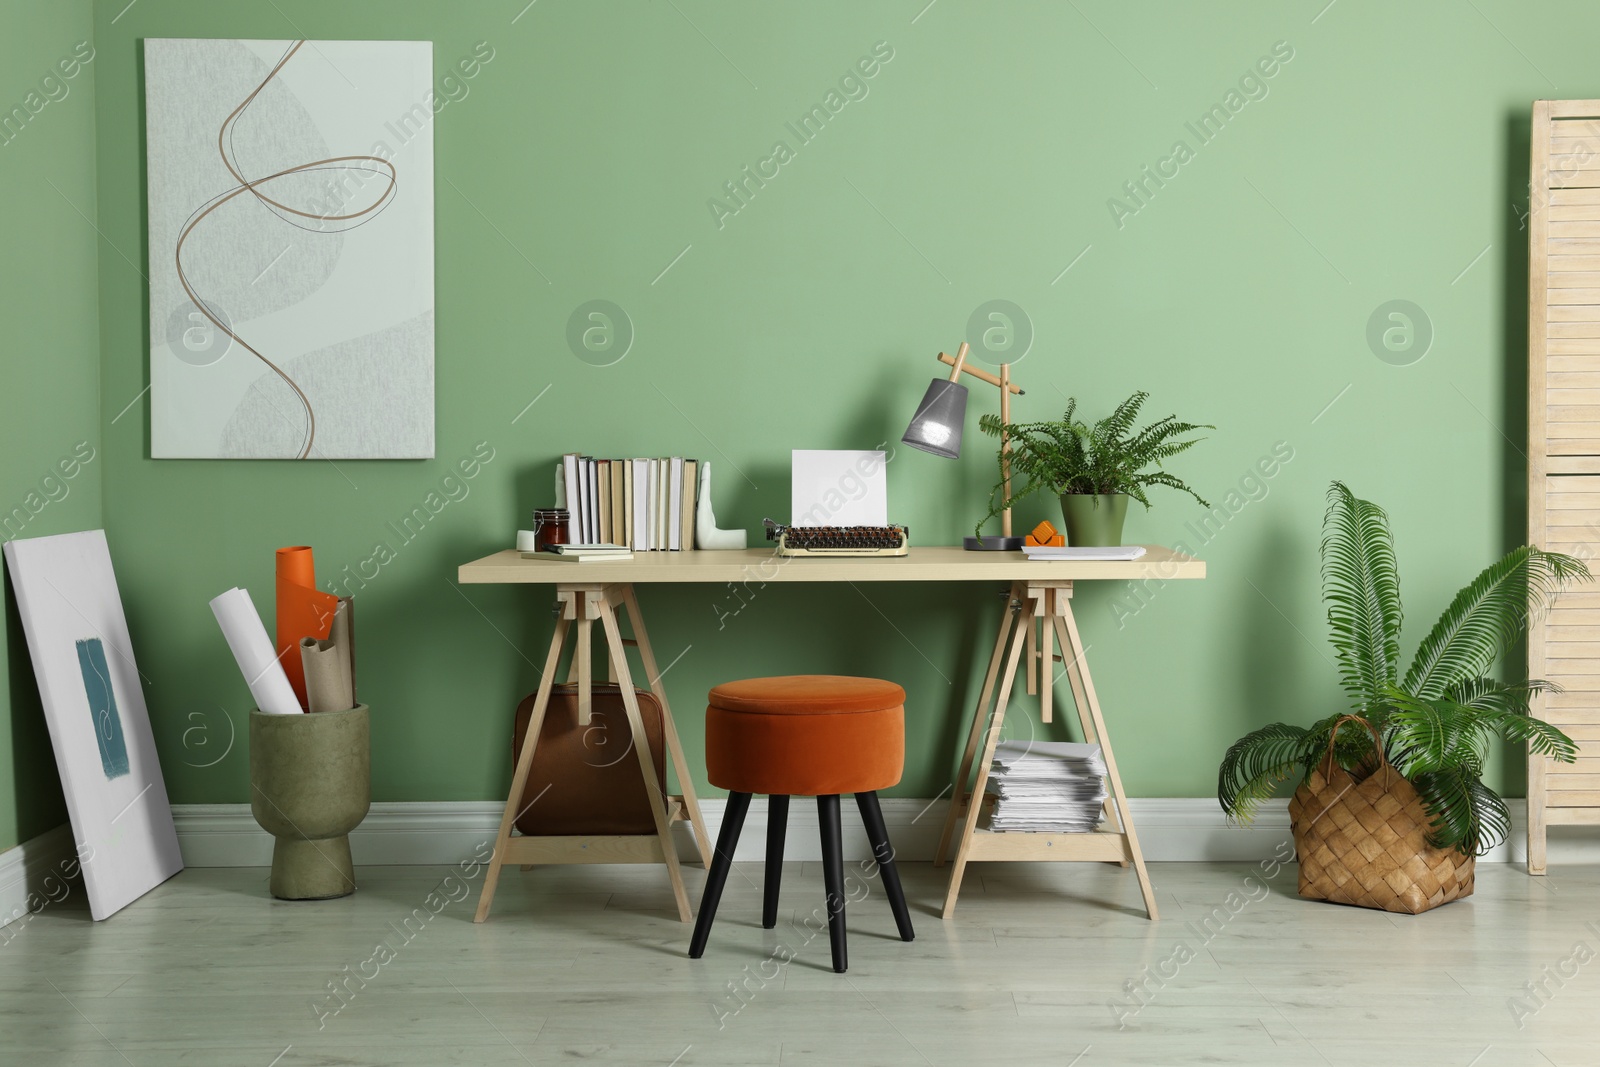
[1287,716,1475,915]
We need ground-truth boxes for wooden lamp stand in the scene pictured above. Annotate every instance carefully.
[927,343,1026,551]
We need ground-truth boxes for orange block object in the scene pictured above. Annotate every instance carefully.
[276,546,340,711]
[1026,520,1065,547]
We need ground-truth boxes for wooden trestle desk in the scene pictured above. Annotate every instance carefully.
[457,546,1204,922]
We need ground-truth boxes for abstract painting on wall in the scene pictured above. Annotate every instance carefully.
[3,531,183,920]
[143,39,435,459]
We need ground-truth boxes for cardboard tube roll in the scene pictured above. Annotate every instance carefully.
[299,599,356,713]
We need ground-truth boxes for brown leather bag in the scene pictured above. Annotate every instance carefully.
[511,683,666,836]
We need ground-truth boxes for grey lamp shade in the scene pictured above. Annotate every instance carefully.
[902,378,968,459]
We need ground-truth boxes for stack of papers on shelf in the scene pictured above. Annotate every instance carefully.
[982,740,1107,832]
[522,543,634,562]
[1022,545,1146,562]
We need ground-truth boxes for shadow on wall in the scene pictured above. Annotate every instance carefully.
[1501,109,1531,560]
[510,356,915,544]
[1499,109,1532,797]
[1231,520,1324,765]
[5,572,67,848]
[721,357,914,539]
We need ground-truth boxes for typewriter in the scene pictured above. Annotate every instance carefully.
[764,519,910,557]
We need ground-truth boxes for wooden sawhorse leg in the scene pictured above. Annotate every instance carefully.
[623,586,714,868]
[1052,593,1128,866]
[473,583,711,923]
[935,582,1025,867]
[1052,585,1157,917]
[941,587,1031,917]
[938,581,1158,921]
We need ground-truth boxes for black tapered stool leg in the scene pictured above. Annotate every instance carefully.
[856,791,915,942]
[818,794,847,973]
[763,795,789,929]
[689,791,751,958]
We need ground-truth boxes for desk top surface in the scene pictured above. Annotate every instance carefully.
[458,545,1205,585]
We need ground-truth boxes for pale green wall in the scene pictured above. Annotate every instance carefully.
[77,0,1585,810]
[0,1,101,851]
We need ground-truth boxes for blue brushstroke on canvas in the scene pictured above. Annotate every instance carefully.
[76,638,129,779]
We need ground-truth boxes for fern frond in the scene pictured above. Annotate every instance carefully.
[1103,392,1147,443]
[1385,685,1575,853]
[1139,470,1209,508]
[1382,690,1491,778]
[1403,547,1589,698]
[1321,483,1403,714]
[1217,722,1309,823]
[1407,757,1508,856]
[1443,675,1556,716]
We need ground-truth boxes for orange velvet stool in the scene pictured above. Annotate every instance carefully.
[690,675,914,973]
[705,675,904,796]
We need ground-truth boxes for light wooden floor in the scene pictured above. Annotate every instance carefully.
[3,858,1598,1065]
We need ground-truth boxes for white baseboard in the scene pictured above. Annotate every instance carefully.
[0,823,79,933]
[169,798,1600,868]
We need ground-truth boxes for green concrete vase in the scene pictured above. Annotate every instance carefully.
[249,704,370,900]
[1060,493,1129,547]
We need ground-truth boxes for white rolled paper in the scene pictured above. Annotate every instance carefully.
[209,586,303,715]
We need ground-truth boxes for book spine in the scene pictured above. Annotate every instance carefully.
[646,458,655,551]
[562,453,580,543]
[622,461,634,549]
[657,458,668,550]
[575,457,586,544]
[612,460,626,546]
[669,456,684,551]
[683,459,697,551]
[585,457,598,543]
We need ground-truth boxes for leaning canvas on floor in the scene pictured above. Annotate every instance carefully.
[3,531,182,920]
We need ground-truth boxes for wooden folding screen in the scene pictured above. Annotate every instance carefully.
[1528,100,1600,871]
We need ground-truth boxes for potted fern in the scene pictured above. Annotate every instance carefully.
[977,391,1210,546]
[1219,482,1585,908]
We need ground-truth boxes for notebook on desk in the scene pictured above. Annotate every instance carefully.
[520,544,634,562]
[1022,545,1147,562]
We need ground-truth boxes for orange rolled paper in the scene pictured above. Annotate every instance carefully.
[275,546,340,711]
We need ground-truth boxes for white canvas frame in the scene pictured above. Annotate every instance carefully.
[144,39,436,459]
[4,531,182,919]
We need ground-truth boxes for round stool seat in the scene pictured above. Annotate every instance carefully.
[705,675,905,796]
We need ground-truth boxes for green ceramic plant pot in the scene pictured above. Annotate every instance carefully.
[249,704,370,900]
[1060,493,1129,547]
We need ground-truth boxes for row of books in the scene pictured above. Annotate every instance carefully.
[561,454,699,551]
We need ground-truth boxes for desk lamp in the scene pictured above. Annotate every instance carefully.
[901,341,1026,551]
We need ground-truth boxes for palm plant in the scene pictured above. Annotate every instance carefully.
[974,391,1210,537]
[1218,481,1587,855]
